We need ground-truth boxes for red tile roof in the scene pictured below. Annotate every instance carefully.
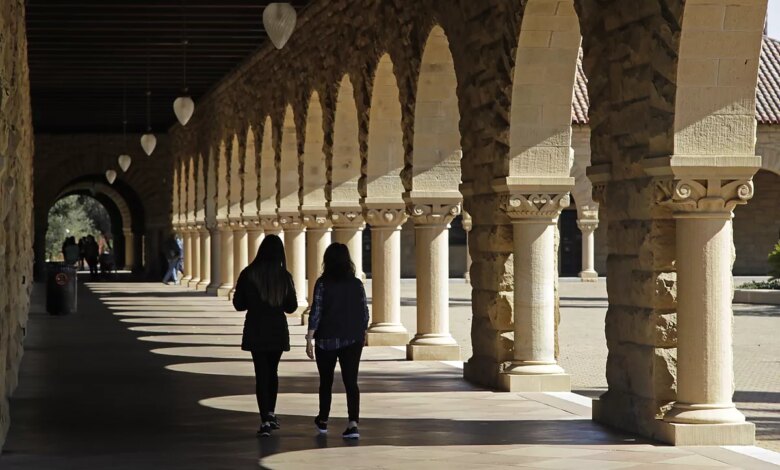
[572,36,779,125]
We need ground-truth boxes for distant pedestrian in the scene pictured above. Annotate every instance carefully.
[232,234,298,437]
[62,237,80,266]
[306,243,369,440]
[162,235,181,285]
[84,235,99,279]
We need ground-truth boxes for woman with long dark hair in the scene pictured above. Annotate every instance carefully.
[232,234,298,437]
[305,243,369,439]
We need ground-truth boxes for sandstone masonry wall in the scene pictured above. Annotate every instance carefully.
[0,0,34,451]
[733,169,780,274]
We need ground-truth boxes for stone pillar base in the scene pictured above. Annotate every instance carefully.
[187,279,200,289]
[366,331,409,346]
[195,281,209,291]
[463,357,501,389]
[406,344,460,361]
[654,420,755,446]
[498,372,570,392]
[217,285,233,297]
[206,285,220,295]
[579,270,598,282]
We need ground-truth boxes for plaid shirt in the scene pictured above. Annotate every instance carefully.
[308,279,369,351]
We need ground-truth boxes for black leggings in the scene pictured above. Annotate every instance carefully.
[315,342,363,422]
[250,350,283,422]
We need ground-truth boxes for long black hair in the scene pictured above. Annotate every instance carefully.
[321,243,356,281]
[247,234,289,307]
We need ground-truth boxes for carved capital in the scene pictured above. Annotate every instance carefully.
[330,210,365,229]
[258,216,281,233]
[301,212,332,230]
[656,177,754,215]
[364,207,408,228]
[406,202,461,226]
[500,193,570,221]
[576,219,599,234]
[278,213,305,231]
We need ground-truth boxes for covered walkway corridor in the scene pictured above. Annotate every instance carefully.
[3,281,779,469]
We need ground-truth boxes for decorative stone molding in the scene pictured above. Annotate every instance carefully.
[301,212,332,230]
[259,215,281,233]
[576,218,599,234]
[406,202,461,226]
[329,209,365,229]
[461,211,473,232]
[278,213,305,230]
[364,207,408,228]
[656,178,754,215]
[500,193,570,221]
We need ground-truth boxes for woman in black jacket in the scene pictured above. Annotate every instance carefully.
[232,234,298,437]
[305,243,369,440]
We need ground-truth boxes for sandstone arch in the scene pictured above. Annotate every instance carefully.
[278,105,300,216]
[301,91,327,213]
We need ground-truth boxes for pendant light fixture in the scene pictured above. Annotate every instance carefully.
[173,1,194,126]
[118,83,132,173]
[106,169,117,185]
[263,3,297,50]
[141,51,157,156]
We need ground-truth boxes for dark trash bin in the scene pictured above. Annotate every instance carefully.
[46,262,77,315]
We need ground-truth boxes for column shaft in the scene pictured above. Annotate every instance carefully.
[196,229,211,291]
[247,227,264,264]
[305,227,331,302]
[181,231,193,283]
[189,230,201,288]
[206,227,221,294]
[333,227,364,280]
[230,226,248,298]
[284,226,307,313]
[366,226,408,345]
[578,219,598,281]
[217,226,234,296]
[123,230,134,271]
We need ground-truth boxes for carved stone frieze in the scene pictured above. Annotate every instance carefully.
[278,213,305,231]
[406,202,461,226]
[330,209,365,229]
[301,212,332,230]
[500,193,570,221]
[258,215,281,233]
[656,177,754,214]
[364,207,408,228]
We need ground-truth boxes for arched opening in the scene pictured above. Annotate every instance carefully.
[46,194,113,264]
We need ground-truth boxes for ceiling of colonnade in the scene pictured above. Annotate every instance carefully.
[26,0,311,133]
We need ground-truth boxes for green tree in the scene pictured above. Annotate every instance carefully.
[769,241,780,281]
[45,195,97,260]
[78,195,112,234]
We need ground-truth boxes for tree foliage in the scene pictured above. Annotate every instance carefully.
[45,195,111,261]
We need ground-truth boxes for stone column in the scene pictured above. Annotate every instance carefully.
[577,218,598,281]
[216,222,234,297]
[122,228,134,271]
[246,220,263,264]
[364,208,409,346]
[659,177,754,443]
[206,225,221,295]
[330,210,365,280]
[229,220,248,298]
[181,229,193,284]
[462,211,473,284]
[405,202,460,361]
[196,226,211,291]
[499,193,570,391]
[302,213,331,323]
[280,214,307,314]
[188,228,201,288]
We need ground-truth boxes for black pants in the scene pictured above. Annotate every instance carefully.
[250,350,283,422]
[315,342,363,422]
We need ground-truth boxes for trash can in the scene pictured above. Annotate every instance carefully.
[46,262,77,315]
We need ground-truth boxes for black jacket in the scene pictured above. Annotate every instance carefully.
[232,267,298,351]
[312,277,369,342]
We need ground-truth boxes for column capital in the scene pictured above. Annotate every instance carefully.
[365,207,408,228]
[242,217,262,230]
[301,212,332,230]
[406,201,461,226]
[576,218,599,234]
[228,217,246,229]
[259,215,281,233]
[216,220,232,230]
[279,213,305,231]
[500,192,570,222]
[330,208,365,229]
[656,177,753,217]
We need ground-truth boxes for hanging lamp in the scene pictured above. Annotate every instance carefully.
[106,169,117,184]
[263,3,297,50]
[118,84,132,172]
[173,3,194,126]
[141,52,157,155]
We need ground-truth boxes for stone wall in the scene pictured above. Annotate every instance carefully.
[33,134,173,279]
[734,169,780,274]
[0,0,34,451]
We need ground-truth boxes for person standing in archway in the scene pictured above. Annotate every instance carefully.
[232,234,298,437]
[162,235,181,285]
[305,243,369,440]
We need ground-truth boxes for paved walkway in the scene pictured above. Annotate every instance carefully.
[2,281,779,469]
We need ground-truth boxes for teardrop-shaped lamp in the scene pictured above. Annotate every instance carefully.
[173,96,195,126]
[118,154,132,172]
[140,133,157,156]
[263,3,297,50]
[105,169,117,185]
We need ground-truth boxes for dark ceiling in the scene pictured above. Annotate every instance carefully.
[26,0,311,134]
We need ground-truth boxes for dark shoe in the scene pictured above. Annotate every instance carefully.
[342,425,359,439]
[268,414,280,430]
[314,416,328,434]
[257,422,272,437]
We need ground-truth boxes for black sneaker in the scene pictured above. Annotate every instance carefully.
[314,416,328,434]
[257,422,272,437]
[342,425,359,439]
[268,414,280,430]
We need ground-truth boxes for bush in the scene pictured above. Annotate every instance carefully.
[738,279,780,290]
[769,241,780,281]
